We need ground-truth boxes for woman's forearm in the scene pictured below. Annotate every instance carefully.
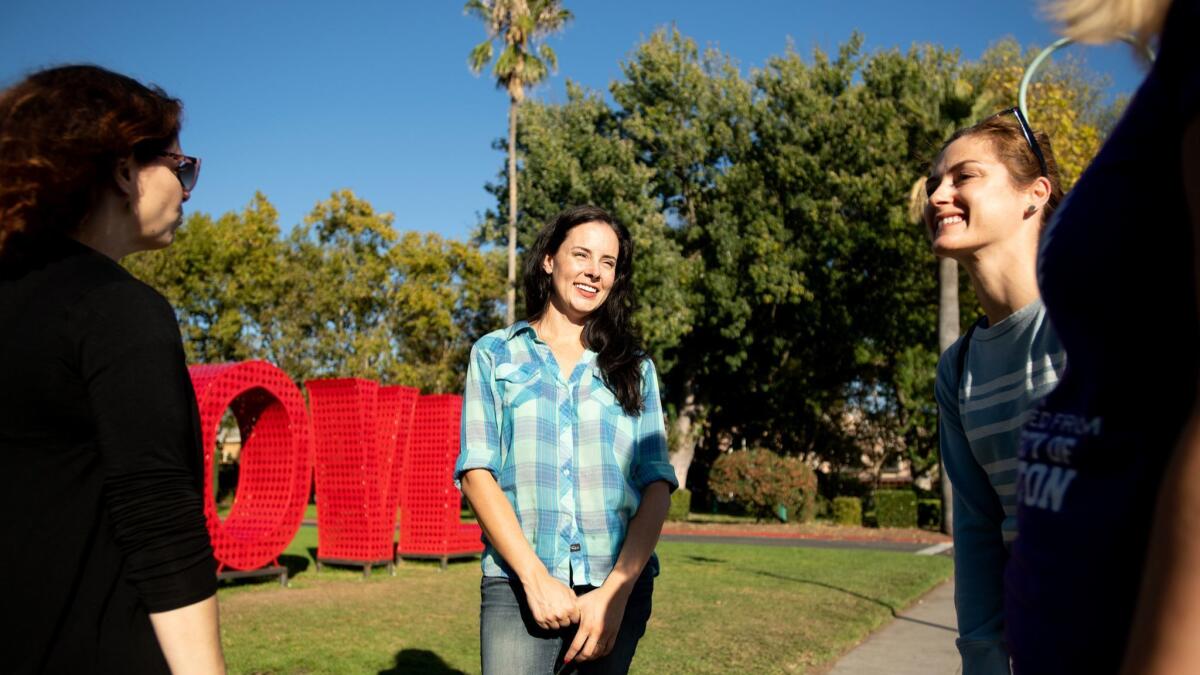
[148,594,225,675]
[603,481,671,592]
[460,468,546,582]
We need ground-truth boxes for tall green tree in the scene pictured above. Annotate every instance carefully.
[264,190,400,383]
[387,231,505,392]
[863,45,979,532]
[466,0,572,325]
[610,28,755,489]
[264,189,504,390]
[130,189,502,393]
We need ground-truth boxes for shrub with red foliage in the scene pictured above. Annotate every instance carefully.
[709,449,818,523]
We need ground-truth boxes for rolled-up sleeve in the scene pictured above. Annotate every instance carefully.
[456,341,503,487]
[631,358,678,492]
[79,281,216,613]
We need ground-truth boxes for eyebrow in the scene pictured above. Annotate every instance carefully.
[571,245,617,261]
[927,159,986,184]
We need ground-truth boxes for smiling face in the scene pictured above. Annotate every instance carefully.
[542,220,621,322]
[923,134,1039,259]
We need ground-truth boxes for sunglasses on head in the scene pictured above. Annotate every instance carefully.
[992,106,1048,178]
[158,151,201,192]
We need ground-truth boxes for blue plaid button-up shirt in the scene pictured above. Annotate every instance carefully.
[455,321,678,586]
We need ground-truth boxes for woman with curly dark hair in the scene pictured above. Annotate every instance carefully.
[455,205,677,674]
[0,65,224,674]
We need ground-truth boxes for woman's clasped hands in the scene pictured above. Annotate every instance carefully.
[521,568,630,664]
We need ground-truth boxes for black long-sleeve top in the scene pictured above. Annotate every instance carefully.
[0,236,216,674]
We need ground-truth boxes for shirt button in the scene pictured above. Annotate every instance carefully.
[562,467,570,476]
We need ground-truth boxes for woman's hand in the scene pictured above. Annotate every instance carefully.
[563,584,630,663]
[460,469,580,629]
[521,569,580,630]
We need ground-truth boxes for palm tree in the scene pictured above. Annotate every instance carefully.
[466,0,572,325]
[909,176,959,534]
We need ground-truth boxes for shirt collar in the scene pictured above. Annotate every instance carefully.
[505,320,536,341]
[506,321,601,378]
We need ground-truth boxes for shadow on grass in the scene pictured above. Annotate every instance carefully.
[377,648,466,674]
[745,569,955,632]
[279,554,311,579]
[683,555,727,564]
[216,559,305,589]
[395,556,481,571]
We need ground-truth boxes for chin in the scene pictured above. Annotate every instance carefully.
[931,234,968,257]
[141,231,176,252]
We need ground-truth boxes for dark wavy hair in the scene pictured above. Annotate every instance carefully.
[523,205,645,415]
[0,65,182,263]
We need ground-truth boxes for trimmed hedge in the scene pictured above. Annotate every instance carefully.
[709,449,818,523]
[918,499,942,530]
[668,488,692,522]
[873,489,918,528]
[832,496,862,526]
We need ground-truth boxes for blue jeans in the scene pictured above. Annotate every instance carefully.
[479,570,654,675]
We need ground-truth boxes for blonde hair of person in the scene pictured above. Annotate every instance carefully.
[1046,0,1172,47]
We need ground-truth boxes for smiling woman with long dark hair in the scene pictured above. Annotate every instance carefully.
[455,205,677,674]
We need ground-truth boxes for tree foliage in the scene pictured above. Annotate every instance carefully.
[478,30,1118,493]
[126,191,503,393]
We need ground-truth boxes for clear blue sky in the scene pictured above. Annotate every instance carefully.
[1,0,1150,241]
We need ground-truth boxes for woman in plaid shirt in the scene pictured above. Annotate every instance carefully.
[456,205,678,674]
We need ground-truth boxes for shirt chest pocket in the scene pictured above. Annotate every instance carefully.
[585,379,638,467]
[494,362,542,411]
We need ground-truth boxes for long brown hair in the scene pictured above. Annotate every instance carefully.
[523,205,646,415]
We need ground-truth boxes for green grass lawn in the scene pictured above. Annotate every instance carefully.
[218,527,951,674]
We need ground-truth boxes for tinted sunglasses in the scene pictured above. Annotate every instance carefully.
[158,151,202,192]
[992,106,1048,178]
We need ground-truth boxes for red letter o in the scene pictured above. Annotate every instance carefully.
[190,361,313,572]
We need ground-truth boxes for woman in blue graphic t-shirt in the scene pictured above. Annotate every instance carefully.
[1007,0,1200,672]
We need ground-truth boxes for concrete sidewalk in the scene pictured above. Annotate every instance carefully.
[826,578,961,675]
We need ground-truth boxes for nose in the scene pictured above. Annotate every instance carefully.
[927,176,956,208]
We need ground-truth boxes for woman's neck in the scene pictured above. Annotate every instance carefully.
[72,194,132,262]
[531,302,586,346]
[958,236,1042,327]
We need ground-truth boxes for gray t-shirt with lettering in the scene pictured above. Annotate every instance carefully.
[935,298,1065,675]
